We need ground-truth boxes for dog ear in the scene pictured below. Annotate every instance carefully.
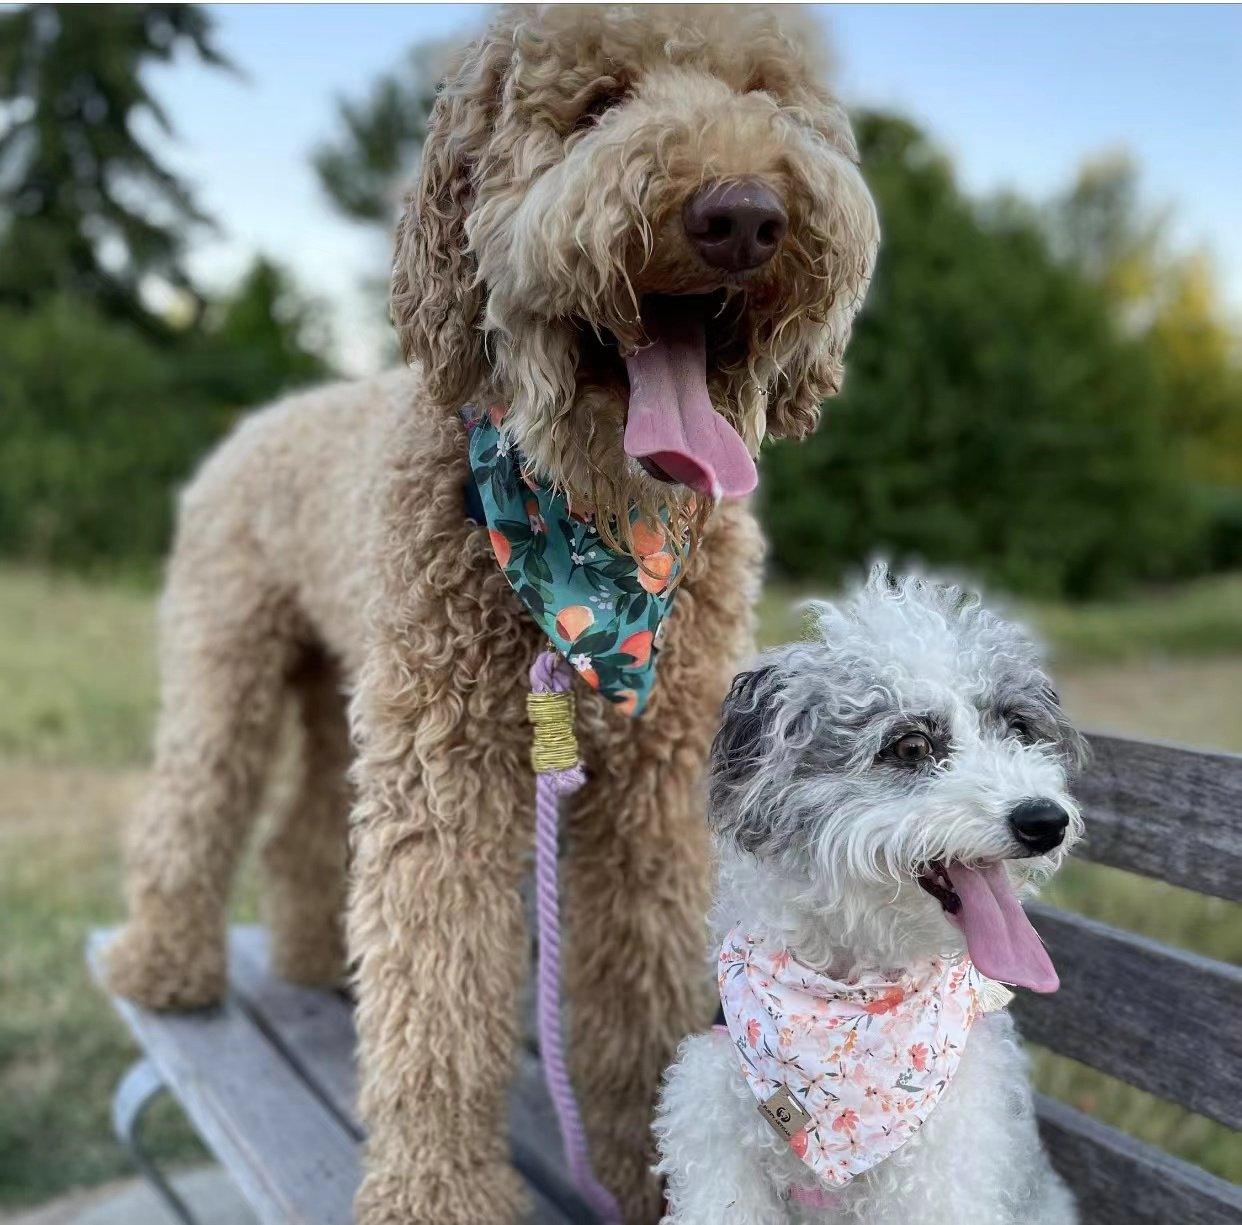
[763,337,843,441]
[709,665,787,854]
[1042,685,1091,777]
[391,33,508,407]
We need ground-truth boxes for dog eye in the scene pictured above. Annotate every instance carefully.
[1006,718,1040,744]
[889,732,933,764]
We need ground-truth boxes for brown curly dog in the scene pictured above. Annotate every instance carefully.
[105,6,878,1221]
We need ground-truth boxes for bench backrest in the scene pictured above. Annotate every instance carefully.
[1011,733,1242,1224]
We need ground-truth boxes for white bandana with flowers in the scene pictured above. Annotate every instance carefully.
[719,925,990,1187]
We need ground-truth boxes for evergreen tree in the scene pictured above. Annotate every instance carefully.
[313,42,445,228]
[0,4,232,332]
[189,256,335,408]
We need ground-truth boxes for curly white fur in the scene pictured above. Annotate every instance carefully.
[655,565,1082,1223]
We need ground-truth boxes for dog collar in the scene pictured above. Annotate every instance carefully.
[464,406,682,716]
[718,925,992,1187]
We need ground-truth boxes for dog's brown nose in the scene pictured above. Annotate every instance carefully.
[683,178,787,273]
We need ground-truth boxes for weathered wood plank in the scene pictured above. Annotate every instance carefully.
[227,929,358,1131]
[1015,905,1242,1129]
[226,927,588,1224]
[87,931,360,1225]
[1077,733,1242,901]
[1035,1094,1242,1225]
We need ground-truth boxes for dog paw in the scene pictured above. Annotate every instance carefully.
[354,1161,528,1225]
[102,922,227,1011]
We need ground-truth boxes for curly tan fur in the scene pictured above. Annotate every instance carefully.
[106,6,877,1222]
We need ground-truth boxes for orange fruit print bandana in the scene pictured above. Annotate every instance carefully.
[466,407,681,716]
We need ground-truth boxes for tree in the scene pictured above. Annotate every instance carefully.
[0,4,233,333]
[0,261,334,571]
[759,113,1204,598]
[1049,156,1242,483]
[313,41,445,229]
[190,256,335,408]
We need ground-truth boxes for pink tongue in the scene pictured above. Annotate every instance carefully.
[622,303,757,500]
[944,862,1058,993]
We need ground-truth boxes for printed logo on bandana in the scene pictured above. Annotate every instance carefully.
[719,926,987,1187]
[465,407,682,717]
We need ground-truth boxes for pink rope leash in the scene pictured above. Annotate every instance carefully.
[529,650,624,1225]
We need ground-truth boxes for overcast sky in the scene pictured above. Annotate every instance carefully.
[146,4,1242,374]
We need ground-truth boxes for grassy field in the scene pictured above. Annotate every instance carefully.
[1,564,1239,1209]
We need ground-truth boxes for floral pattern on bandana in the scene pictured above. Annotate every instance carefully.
[719,925,987,1187]
[465,406,682,717]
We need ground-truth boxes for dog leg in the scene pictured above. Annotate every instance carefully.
[261,650,350,986]
[562,727,715,1223]
[655,1033,792,1224]
[348,575,538,1223]
[105,557,297,1011]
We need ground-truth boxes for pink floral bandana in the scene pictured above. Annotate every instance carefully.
[718,925,992,1187]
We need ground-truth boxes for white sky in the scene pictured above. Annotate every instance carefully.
[144,4,1242,375]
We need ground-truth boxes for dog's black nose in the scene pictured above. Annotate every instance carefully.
[683,178,787,272]
[1008,798,1070,855]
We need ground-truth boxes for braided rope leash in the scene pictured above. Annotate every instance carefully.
[528,650,624,1225]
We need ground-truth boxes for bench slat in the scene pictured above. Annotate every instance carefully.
[1077,734,1242,900]
[1013,905,1242,1129]
[1036,1094,1242,1225]
[87,931,361,1225]
[226,927,589,1224]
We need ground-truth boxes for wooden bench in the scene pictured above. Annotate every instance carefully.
[89,731,1241,1224]
[85,928,591,1225]
[1012,734,1242,1225]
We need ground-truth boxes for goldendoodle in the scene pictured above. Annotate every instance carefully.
[105,6,879,1222]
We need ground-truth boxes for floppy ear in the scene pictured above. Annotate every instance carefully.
[763,330,846,441]
[1042,685,1091,778]
[765,142,878,440]
[709,665,786,853]
[391,32,509,406]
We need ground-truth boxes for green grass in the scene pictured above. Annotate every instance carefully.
[0,762,262,1210]
[0,566,158,766]
[1,563,1239,1206]
[1031,573,1242,663]
[0,766,203,1206]
[759,572,1242,662]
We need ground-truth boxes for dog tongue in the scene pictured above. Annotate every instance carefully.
[622,301,757,499]
[944,862,1059,993]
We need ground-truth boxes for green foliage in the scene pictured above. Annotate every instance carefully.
[182,255,334,408]
[760,114,1206,598]
[1045,155,1242,567]
[0,297,221,568]
[0,260,332,571]
[313,42,445,227]
[0,4,233,331]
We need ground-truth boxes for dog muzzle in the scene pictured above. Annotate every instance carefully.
[718,925,1008,1187]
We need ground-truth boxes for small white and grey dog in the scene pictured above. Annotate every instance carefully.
[655,566,1085,1224]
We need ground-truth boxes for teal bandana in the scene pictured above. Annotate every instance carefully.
[465,407,682,716]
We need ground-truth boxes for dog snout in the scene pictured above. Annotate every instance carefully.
[1007,798,1070,855]
[682,178,787,272]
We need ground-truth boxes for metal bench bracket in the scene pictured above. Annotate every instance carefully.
[111,1057,199,1225]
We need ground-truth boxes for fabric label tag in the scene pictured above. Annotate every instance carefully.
[758,1086,811,1142]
